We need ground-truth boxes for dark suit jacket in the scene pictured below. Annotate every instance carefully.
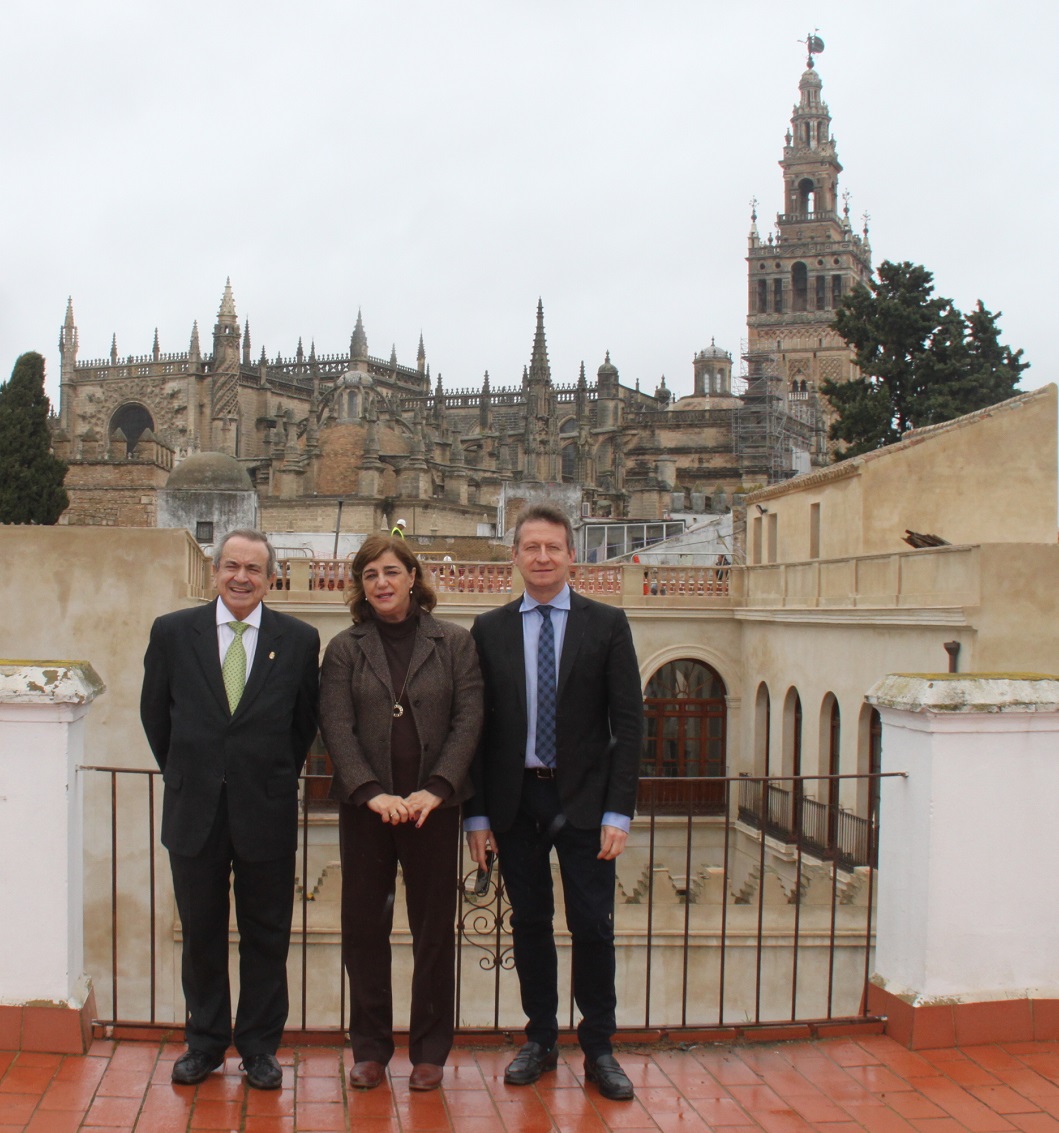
[140,599,320,862]
[467,590,643,832]
[318,611,483,807]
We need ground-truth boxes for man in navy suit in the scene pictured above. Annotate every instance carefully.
[466,502,643,1101]
[141,529,319,1090]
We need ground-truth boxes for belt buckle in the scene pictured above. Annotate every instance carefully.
[532,766,556,780]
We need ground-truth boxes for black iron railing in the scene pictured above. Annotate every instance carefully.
[81,767,889,1039]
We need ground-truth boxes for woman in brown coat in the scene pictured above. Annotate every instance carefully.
[319,535,483,1092]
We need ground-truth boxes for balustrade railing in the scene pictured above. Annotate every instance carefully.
[737,775,877,869]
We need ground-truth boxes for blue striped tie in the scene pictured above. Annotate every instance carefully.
[536,605,557,768]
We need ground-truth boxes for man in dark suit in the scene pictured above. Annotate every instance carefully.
[141,529,319,1090]
[466,502,643,1101]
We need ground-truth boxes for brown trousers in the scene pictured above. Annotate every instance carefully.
[338,801,460,1066]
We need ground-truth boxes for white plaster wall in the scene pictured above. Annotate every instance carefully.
[874,705,1059,1003]
[0,703,87,1004]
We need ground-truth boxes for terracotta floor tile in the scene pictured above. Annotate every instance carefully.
[844,1065,919,1093]
[24,1110,86,1133]
[441,1063,490,1090]
[690,1095,752,1124]
[910,1120,975,1133]
[241,1119,295,1133]
[883,1091,950,1120]
[692,1051,764,1085]
[97,1068,155,1098]
[442,1088,498,1117]
[16,1054,64,1072]
[0,1065,57,1093]
[970,1085,1046,1114]
[246,1085,296,1115]
[492,1097,560,1132]
[1009,1116,1059,1133]
[726,1083,790,1112]
[632,1084,701,1113]
[848,1103,920,1133]
[187,1097,244,1129]
[295,1075,344,1103]
[0,1094,40,1125]
[82,1093,143,1126]
[346,1087,399,1118]
[942,1063,1003,1088]
[823,1041,885,1068]
[37,1079,97,1112]
[54,1057,109,1086]
[579,1097,658,1130]
[455,1114,521,1133]
[295,1050,344,1078]
[788,1093,855,1123]
[105,1047,158,1073]
[650,1111,715,1133]
[291,1100,346,1130]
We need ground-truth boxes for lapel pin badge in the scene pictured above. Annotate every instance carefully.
[269,651,276,660]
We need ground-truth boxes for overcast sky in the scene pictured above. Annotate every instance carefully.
[3,1,1056,408]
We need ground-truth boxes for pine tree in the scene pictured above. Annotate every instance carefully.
[0,352,69,524]
[821,262,1027,459]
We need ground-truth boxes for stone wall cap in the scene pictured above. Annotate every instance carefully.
[0,661,106,705]
[867,673,1059,714]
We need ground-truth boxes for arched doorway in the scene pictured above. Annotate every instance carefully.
[639,658,727,815]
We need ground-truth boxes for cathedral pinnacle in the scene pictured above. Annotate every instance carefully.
[350,309,368,361]
[217,278,237,325]
[189,321,201,360]
[527,298,552,386]
[152,328,160,361]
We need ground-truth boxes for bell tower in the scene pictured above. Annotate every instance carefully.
[746,36,873,461]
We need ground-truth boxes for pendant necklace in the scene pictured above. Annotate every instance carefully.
[392,670,410,719]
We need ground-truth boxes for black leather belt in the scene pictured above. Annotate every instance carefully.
[526,766,557,780]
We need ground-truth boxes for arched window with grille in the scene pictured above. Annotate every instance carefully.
[639,658,727,815]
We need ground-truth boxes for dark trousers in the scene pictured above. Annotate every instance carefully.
[339,802,460,1066]
[169,790,295,1059]
[495,774,617,1059]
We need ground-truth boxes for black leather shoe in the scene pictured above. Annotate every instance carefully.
[584,1054,634,1101]
[241,1052,283,1090]
[504,1041,558,1085]
[171,1048,224,1085]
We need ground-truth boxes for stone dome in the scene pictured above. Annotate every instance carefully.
[166,452,253,491]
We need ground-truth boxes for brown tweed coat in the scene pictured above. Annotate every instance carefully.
[319,611,483,807]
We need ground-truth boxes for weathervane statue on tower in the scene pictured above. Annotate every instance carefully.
[804,30,825,68]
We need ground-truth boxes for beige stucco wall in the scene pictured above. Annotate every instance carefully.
[748,385,1058,564]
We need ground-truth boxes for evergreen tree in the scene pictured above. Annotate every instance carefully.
[822,262,1027,459]
[0,352,69,524]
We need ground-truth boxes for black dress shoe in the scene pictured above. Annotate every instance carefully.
[241,1052,283,1090]
[171,1048,224,1085]
[584,1054,634,1100]
[504,1041,558,1085]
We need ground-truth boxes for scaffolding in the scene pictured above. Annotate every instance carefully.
[733,344,800,485]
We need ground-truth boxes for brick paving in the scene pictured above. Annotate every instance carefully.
[4,1036,1059,1133]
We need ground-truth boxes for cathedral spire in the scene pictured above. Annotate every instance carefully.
[216,277,238,327]
[59,297,78,362]
[152,327,160,361]
[243,319,251,365]
[527,298,551,386]
[189,321,201,361]
[350,309,368,361]
[417,331,426,373]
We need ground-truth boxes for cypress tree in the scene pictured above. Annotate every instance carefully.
[0,352,69,524]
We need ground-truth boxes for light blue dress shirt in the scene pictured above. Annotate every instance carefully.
[465,584,630,834]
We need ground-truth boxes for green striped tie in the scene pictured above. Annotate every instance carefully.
[222,621,249,713]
